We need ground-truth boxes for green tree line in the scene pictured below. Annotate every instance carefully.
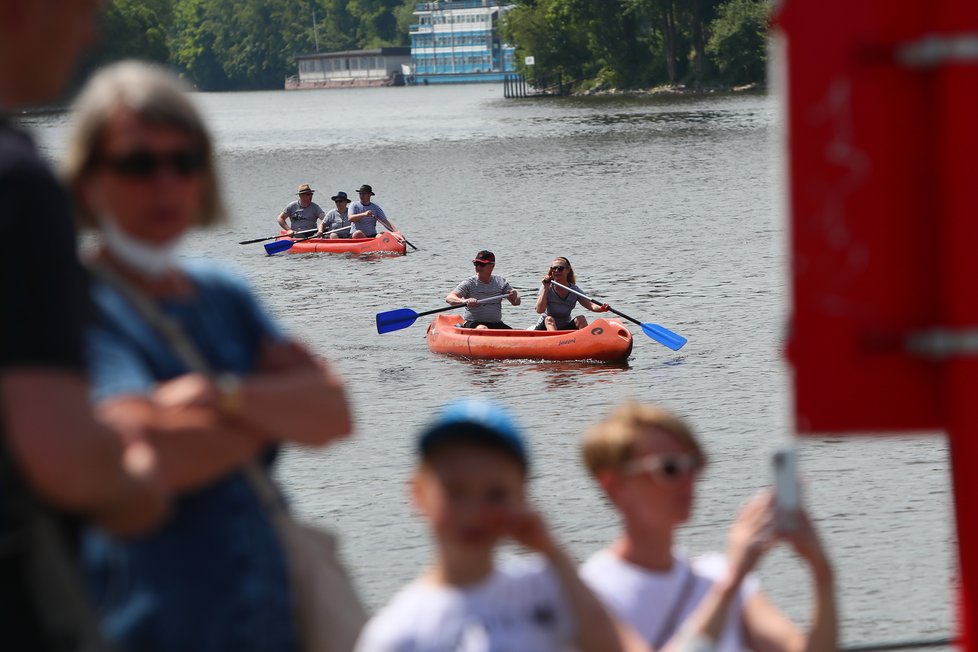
[82,0,415,91]
[502,0,771,91]
[78,0,769,92]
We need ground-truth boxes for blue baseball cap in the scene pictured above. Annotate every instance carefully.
[418,398,528,470]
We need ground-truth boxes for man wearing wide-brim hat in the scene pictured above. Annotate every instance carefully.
[321,191,353,239]
[276,183,326,236]
[349,184,396,238]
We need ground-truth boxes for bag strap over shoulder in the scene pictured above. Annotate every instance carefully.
[651,559,698,650]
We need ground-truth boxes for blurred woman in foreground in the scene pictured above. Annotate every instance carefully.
[580,402,837,652]
[64,61,353,651]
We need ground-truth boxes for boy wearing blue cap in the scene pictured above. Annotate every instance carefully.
[355,399,642,652]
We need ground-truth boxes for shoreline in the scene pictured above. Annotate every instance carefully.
[574,82,765,97]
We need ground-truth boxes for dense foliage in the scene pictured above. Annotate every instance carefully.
[82,0,769,92]
[84,0,413,91]
[502,0,772,90]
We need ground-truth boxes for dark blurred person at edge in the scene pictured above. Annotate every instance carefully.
[0,1,168,650]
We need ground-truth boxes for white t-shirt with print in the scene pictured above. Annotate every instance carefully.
[580,549,759,652]
[355,556,575,652]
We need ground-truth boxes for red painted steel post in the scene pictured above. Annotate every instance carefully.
[935,0,978,645]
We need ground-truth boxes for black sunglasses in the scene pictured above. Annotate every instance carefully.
[550,265,567,272]
[100,149,205,179]
[474,261,493,267]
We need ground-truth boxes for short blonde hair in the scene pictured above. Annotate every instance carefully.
[582,401,705,476]
[63,60,223,228]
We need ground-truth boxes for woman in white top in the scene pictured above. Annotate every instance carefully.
[579,402,837,652]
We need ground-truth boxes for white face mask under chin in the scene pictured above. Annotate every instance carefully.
[99,218,183,279]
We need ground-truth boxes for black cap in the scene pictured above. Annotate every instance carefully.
[472,250,495,264]
[331,191,349,202]
[356,184,374,195]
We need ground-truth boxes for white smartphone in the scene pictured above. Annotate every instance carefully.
[772,445,800,532]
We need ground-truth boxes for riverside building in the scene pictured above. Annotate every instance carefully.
[287,47,411,89]
[409,0,516,84]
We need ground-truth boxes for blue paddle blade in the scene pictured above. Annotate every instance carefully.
[641,323,687,351]
[264,239,295,255]
[376,308,420,334]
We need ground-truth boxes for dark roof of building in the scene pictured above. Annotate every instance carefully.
[295,47,411,60]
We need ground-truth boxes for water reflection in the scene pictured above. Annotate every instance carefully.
[448,355,631,389]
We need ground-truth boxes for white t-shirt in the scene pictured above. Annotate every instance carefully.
[355,556,575,652]
[580,550,759,652]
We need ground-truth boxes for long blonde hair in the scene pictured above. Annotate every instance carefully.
[62,60,223,228]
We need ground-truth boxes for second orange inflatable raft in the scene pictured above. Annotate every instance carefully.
[425,314,633,361]
[279,231,407,255]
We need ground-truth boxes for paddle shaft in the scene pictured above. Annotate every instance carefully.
[238,227,318,245]
[549,279,687,351]
[313,224,354,238]
[422,293,512,318]
[379,220,418,251]
[547,280,639,325]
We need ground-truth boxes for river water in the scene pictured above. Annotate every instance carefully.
[24,84,951,646]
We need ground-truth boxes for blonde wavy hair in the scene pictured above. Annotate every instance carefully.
[62,60,224,228]
[582,400,705,477]
[548,256,576,284]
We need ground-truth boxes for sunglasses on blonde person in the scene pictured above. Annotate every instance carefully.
[100,149,205,179]
[625,453,703,481]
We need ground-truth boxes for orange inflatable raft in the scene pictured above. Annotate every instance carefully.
[425,314,633,361]
[279,231,407,255]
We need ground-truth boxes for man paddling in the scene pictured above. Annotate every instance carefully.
[446,250,521,329]
[276,183,326,236]
[323,190,353,238]
[349,183,395,237]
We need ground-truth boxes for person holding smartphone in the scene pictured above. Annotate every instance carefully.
[579,401,837,652]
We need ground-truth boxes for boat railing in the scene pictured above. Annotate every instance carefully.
[414,0,508,11]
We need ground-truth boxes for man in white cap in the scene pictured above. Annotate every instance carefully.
[276,182,326,236]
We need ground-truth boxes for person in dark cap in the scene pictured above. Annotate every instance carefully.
[354,398,641,652]
[349,183,396,238]
[322,191,353,239]
[445,250,521,329]
[276,183,326,236]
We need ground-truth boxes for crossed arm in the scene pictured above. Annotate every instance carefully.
[1,370,168,535]
[95,339,352,493]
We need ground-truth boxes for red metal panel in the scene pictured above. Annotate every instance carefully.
[934,2,978,647]
[777,0,945,433]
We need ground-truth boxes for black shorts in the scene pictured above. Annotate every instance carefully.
[533,317,577,331]
[461,320,512,330]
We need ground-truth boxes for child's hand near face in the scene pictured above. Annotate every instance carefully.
[505,503,559,558]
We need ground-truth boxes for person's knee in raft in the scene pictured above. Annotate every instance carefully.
[354,398,638,652]
[579,401,837,652]
[535,256,610,331]
[445,250,521,330]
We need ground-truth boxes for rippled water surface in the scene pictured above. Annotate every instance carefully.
[25,84,952,645]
